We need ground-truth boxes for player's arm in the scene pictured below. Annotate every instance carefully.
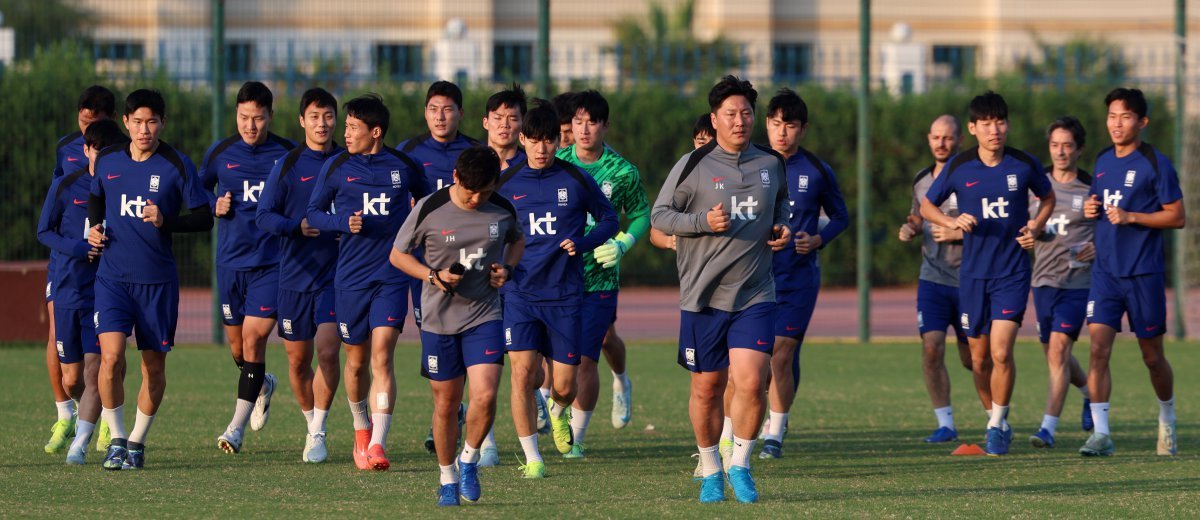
[651,157,714,236]
[1111,200,1185,228]
[36,182,92,259]
[306,164,351,233]
[621,166,652,243]
[899,186,923,242]
[574,176,619,254]
[814,168,849,249]
[160,160,215,233]
[648,227,676,250]
[198,142,223,213]
[255,162,303,236]
[390,205,459,290]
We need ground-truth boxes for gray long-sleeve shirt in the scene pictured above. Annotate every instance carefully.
[652,142,789,312]
[910,166,963,287]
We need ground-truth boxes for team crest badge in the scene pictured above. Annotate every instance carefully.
[391,170,402,188]
[1006,174,1018,191]
[1125,170,1137,187]
[505,328,513,346]
[960,313,970,329]
[150,175,161,193]
[557,188,569,205]
[339,322,350,338]
[222,304,233,320]
[1072,195,1083,211]
[685,348,696,366]
[601,181,613,199]
[759,169,771,186]
[797,175,810,192]
[427,355,439,374]
[282,319,293,335]
[489,222,499,240]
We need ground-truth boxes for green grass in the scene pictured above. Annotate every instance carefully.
[1,340,1197,517]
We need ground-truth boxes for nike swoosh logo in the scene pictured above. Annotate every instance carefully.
[73,199,87,205]
[259,306,273,312]
[1002,309,1017,315]
[513,194,527,200]
[346,177,361,182]
[161,340,169,346]
[226,163,240,169]
[1060,323,1073,328]
[756,340,769,345]
[599,294,612,299]
[712,177,726,182]
[106,175,121,180]
[785,325,800,331]
[441,229,455,236]
[1146,325,1159,331]
[1097,172,1106,177]
[387,316,399,322]
[300,176,315,182]
[966,181,981,187]
[329,311,336,316]
[567,352,577,358]
[66,156,79,162]
[485,349,500,355]
[423,162,434,166]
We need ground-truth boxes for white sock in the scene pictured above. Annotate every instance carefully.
[370,413,391,448]
[70,420,95,452]
[128,408,155,445]
[102,406,127,439]
[720,416,734,442]
[612,370,630,390]
[1078,385,1090,399]
[460,443,480,464]
[548,399,567,419]
[481,429,497,449]
[56,400,76,420]
[311,408,328,435]
[765,411,788,442]
[731,435,755,469]
[349,399,371,430]
[302,408,315,428]
[570,408,593,445]
[1091,402,1111,435]
[934,406,955,429]
[1040,414,1060,435]
[1158,397,1176,424]
[229,399,254,433]
[698,444,720,477]
[518,434,543,463]
[539,388,551,401]
[987,403,1009,430]
[439,464,458,485]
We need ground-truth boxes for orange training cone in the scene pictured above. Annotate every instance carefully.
[951,443,987,456]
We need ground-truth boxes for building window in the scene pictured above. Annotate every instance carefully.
[226,42,254,78]
[493,42,533,82]
[932,45,976,80]
[94,42,144,61]
[773,43,813,82]
[375,43,423,80]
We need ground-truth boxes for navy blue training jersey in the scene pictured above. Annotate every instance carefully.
[36,167,97,308]
[306,147,431,290]
[397,132,480,191]
[496,159,619,305]
[257,145,344,292]
[55,131,87,179]
[926,146,1051,279]
[90,142,210,284]
[200,134,296,270]
[1089,143,1183,277]
[772,147,850,290]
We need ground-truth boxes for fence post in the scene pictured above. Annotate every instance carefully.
[1173,0,1187,339]
[210,0,225,345]
[857,0,871,343]
[537,0,550,94]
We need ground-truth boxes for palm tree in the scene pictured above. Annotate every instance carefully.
[608,0,742,85]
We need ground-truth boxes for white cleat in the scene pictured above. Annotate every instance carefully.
[691,453,703,478]
[218,428,243,454]
[250,373,276,431]
[303,432,328,463]
[612,378,632,429]
[535,391,551,435]
[1158,422,1178,456]
[66,444,87,465]
[478,446,500,467]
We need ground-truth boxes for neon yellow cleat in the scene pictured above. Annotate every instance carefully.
[44,417,76,454]
[519,460,546,479]
[95,420,111,452]
[549,408,574,454]
[563,442,586,459]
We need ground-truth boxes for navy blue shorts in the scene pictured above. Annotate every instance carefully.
[503,300,582,366]
[277,286,336,341]
[581,290,619,361]
[410,277,424,329]
[55,306,99,363]
[217,265,280,326]
[420,320,505,381]
[335,283,408,345]
[93,277,177,352]
[917,280,968,343]
[958,272,1030,338]
[1033,286,1089,343]
[1088,271,1167,339]
[773,287,818,341]
[678,302,774,373]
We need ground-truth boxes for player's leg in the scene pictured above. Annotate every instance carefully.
[959,275,995,423]
[536,357,552,434]
[218,314,275,452]
[509,349,545,476]
[567,292,612,457]
[1128,272,1175,455]
[44,297,76,454]
[120,280,177,469]
[363,282,408,470]
[335,287,374,468]
[679,306,730,502]
[601,323,633,429]
[218,267,247,367]
[918,280,961,442]
[422,326,466,505]
[1079,271,1124,456]
[62,308,100,463]
[279,290,316,454]
[460,361,501,500]
[985,272,1026,456]
[543,305,582,455]
[725,302,773,503]
[243,268,281,432]
[1034,332,1072,448]
[68,352,102,464]
[94,278,132,469]
[761,335,797,458]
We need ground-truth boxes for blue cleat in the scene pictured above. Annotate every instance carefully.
[121,443,145,470]
[1029,428,1055,448]
[459,461,480,503]
[727,466,759,503]
[437,483,460,506]
[985,427,1010,456]
[102,440,127,471]
[698,472,725,503]
[1082,398,1094,432]
[923,426,958,443]
[758,439,782,459]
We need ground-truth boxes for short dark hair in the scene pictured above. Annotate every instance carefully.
[1046,116,1086,149]
[299,87,337,116]
[78,85,116,117]
[487,83,528,116]
[344,93,390,138]
[693,113,714,138]
[236,81,274,111]
[708,75,757,112]
[426,80,464,109]
[968,91,1008,122]
[569,90,609,125]
[124,89,166,118]
[1105,87,1149,119]
[520,99,559,141]
[552,92,577,124]
[83,119,128,151]
[766,88,808,125]
[454,146,502,191]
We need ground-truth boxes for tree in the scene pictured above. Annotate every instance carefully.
[0,0,92,60]
[608,0,743,85]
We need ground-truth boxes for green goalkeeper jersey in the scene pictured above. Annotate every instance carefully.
[556,144,650,292]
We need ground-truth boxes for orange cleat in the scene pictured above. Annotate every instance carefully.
[367,443,390,471]
[353,429,371,470]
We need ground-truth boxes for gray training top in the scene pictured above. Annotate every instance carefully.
[1030,169,1094,289]
[910,166,963,287]
[394,187,523,335]
[651,142,789,313]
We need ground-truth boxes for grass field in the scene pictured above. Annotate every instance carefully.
[1,340,1197,517]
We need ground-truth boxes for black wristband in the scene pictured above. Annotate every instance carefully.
[503,264,514,282]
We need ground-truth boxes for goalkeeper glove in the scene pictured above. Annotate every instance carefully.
[593,231,636,269]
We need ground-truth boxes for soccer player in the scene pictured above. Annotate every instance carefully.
[37,119,128,464]
[554,90,650,455]
[203,82,297,454]
[552,91,576,149]
[88,88,214,470]
[1028,116,1094,449]
[43,85,115,455]
[391,146,525,506]
[497,100,618,478]
[898,114,987,443]
[482,83,528,170]
[307,94,431,470]
[652,76,791,503]
[255,87,344,462]
[920,91,1055,457]
[1080,88,1185,457]
[757,88,849,459]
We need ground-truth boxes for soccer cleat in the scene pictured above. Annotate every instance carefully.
[985,427,1009,456]
[95,419,111,452]
[66,443,87,465]
[478,446,499,467]
[923,426,958,443]
[699,472,726,503]
[424,428,436,454]
[101,441,127,470]
[758,439,782,459]
[437,483,460,507]
[691,453,704,478]
[719,439,734,473]
[1029,428,1056,448]
[563,442,586,459]
[367,444,390,471]
[1157,422,1177,456]
[249,373,276,431]
[519,459,545,479]
[44,417,76,454]
[535,392,551,435]
[1079,432,1115,457]
[459,461,481,502]
[217,428,243,454]
[121,445,144,470]
[549,407,574,454]
[727,466,759,503]
[353,428,371,470]
[612,377,632,429]
[1081,397,1094,431]
[303,432,328,463]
